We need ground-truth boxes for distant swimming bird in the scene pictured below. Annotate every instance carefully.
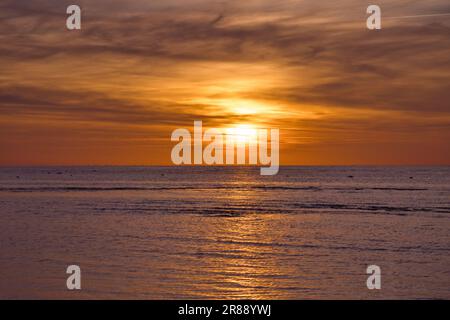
[210,13,224,26]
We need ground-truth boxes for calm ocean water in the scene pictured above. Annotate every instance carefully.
[0,166,449,299]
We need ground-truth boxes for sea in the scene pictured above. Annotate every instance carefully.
[0,166,449,299]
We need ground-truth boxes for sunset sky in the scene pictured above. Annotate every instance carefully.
[0,0,449,165]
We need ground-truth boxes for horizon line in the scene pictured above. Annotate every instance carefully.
[1,164,449,168]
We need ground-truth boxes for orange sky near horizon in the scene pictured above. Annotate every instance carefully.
[0,0,449,166]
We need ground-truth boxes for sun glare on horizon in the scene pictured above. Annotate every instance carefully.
[225,124,259,145]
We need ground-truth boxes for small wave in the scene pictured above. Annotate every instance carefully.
[353,187,428,191]
[290,203,450,215]
[254,186,322,191]
[83,201,450,217]
[0,185,431,193]
[0,186,195,192]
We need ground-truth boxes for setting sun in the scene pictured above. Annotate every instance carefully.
[226,124,258,144]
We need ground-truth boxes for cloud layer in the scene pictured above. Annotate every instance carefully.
[1,0,449,164]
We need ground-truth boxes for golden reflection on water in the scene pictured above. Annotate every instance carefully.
[221,219,284,299]
[196,172,291,299]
